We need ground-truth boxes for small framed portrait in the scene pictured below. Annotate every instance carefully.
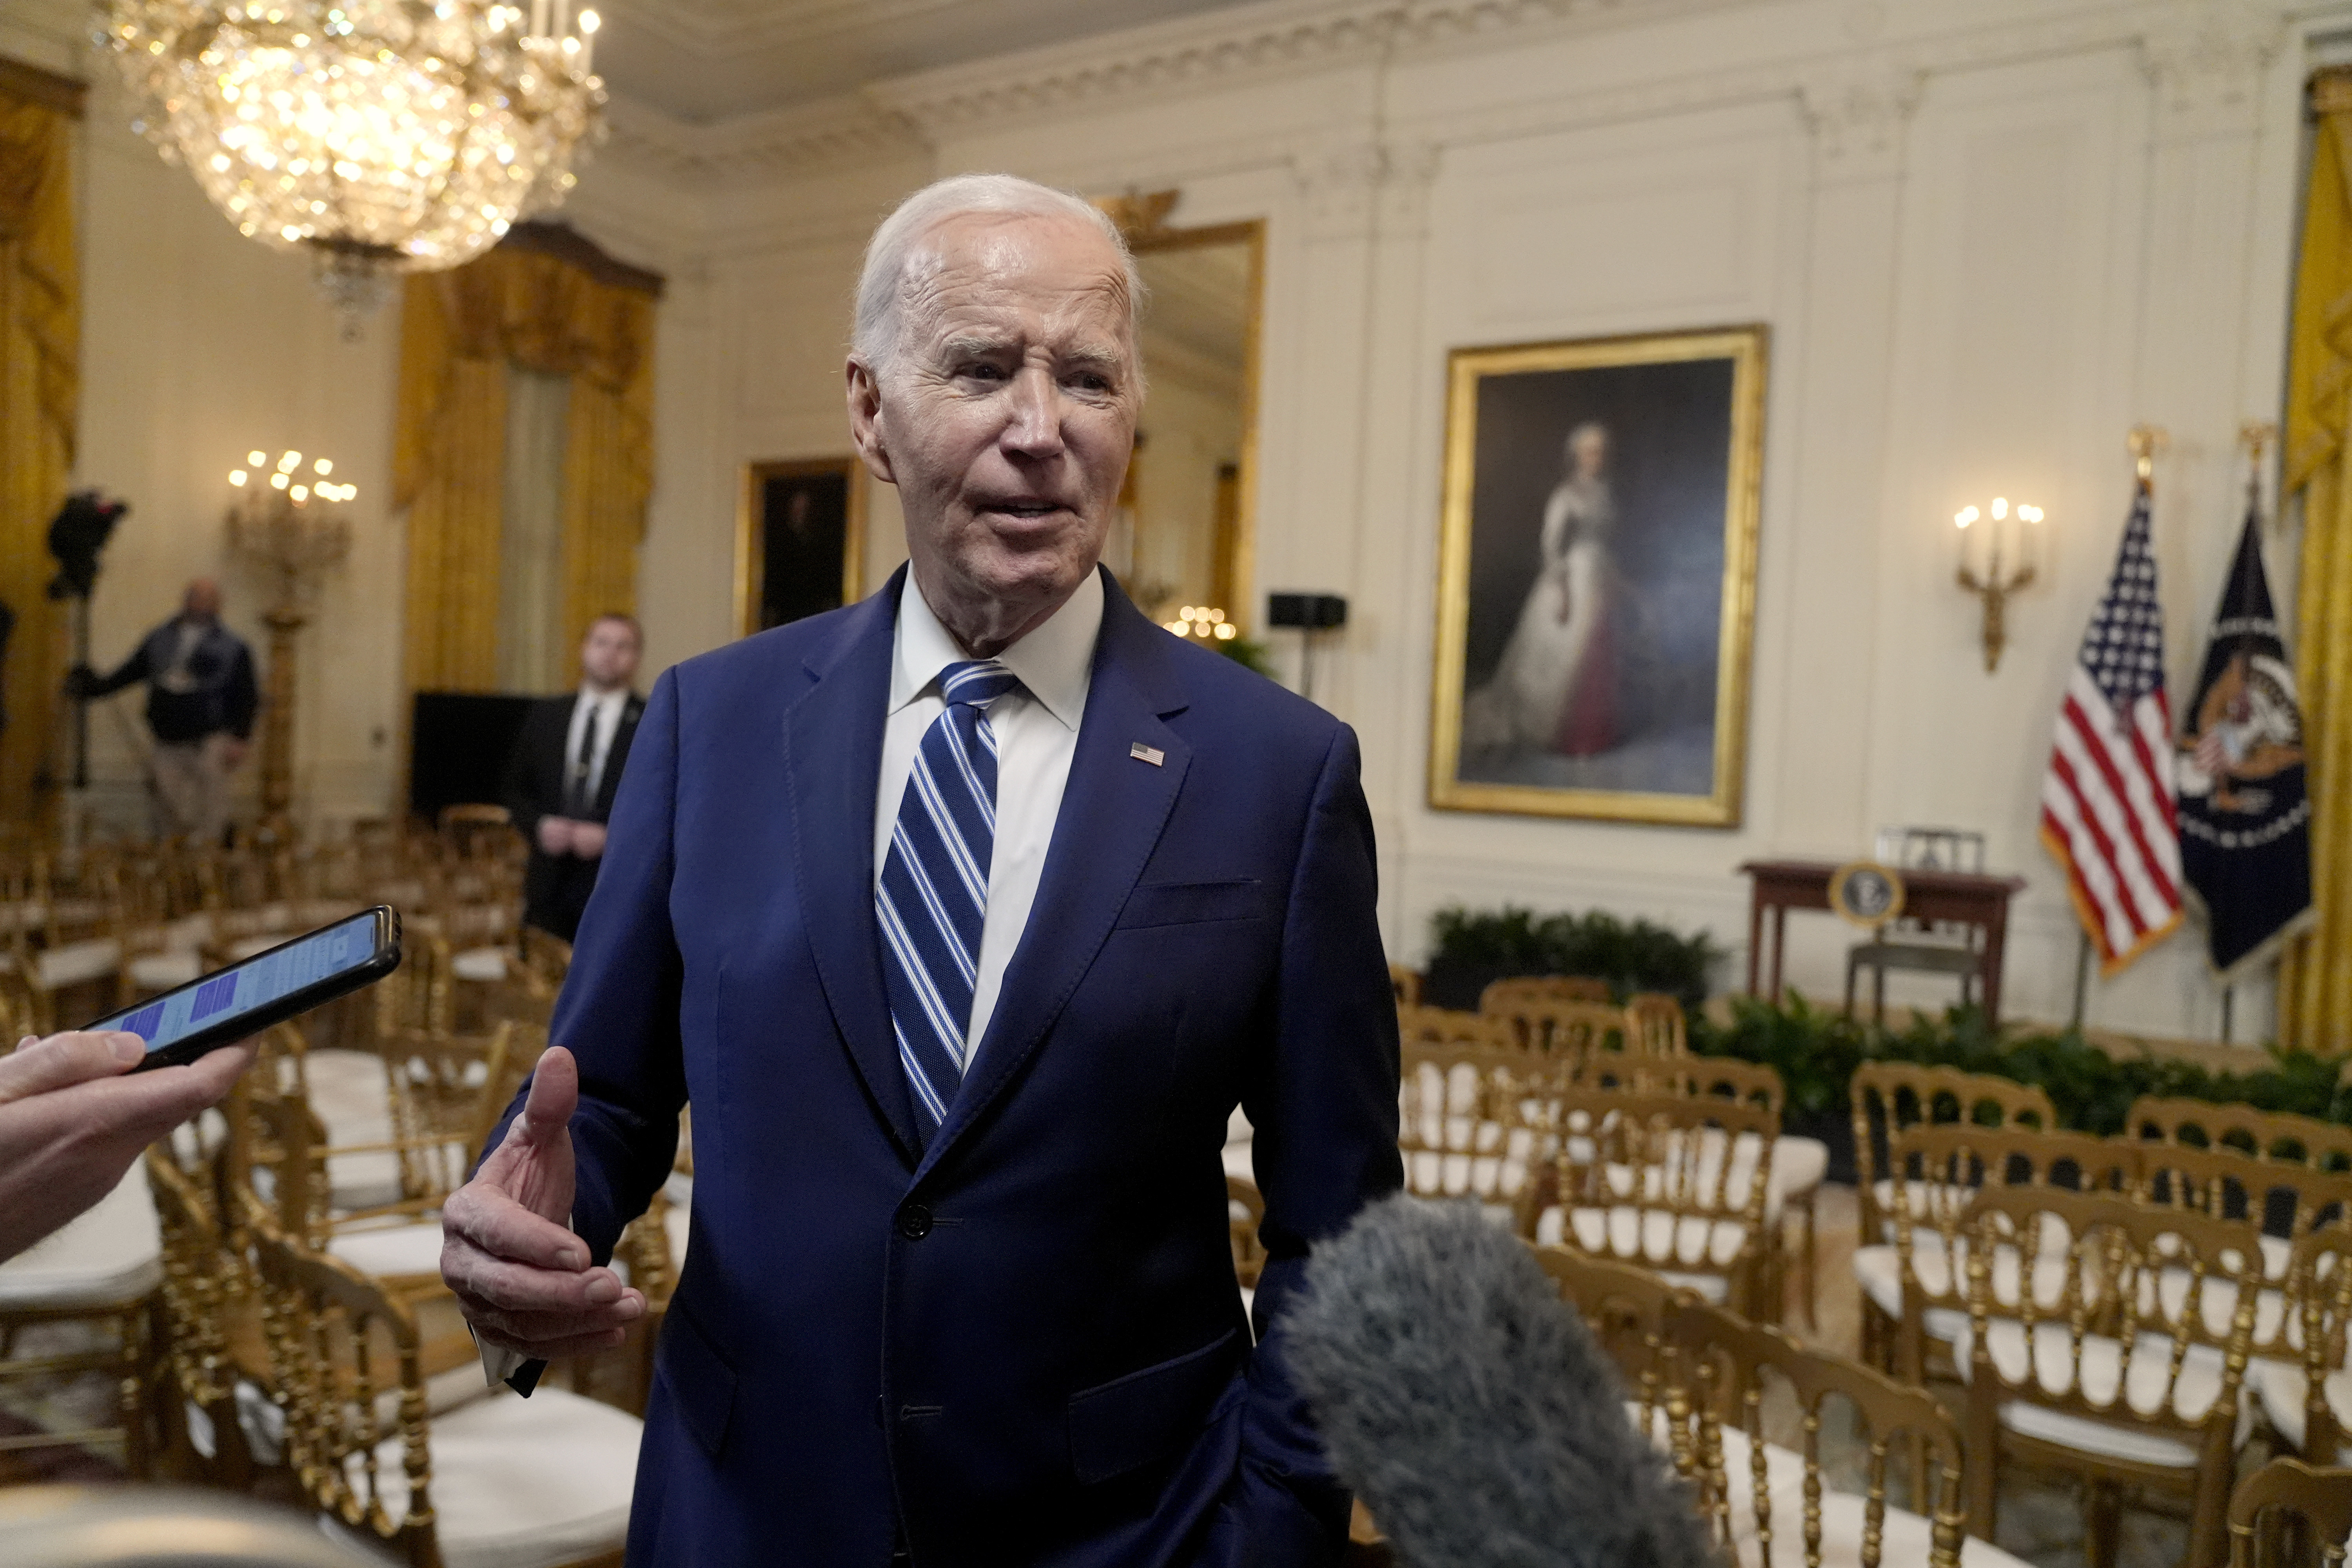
[1428,325,1768,827]
[736,457,867,636]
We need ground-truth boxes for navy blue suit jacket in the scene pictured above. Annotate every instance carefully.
[489,567,1402,1566]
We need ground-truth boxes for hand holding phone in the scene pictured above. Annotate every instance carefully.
[0,1030,255,1261]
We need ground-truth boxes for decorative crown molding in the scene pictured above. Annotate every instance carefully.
[1798,62,1925,185]
[600,92,925,187]
[2137,0,2285,140]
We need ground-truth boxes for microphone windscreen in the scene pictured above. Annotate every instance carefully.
[1283,1195,1716,1568]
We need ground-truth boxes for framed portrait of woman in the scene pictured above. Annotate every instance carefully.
[1428,325,1767,826]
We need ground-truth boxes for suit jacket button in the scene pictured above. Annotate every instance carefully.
[896,1202,933,1240]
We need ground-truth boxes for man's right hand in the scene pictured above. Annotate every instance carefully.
[441,1047,643,1360]
[536,817,576,856]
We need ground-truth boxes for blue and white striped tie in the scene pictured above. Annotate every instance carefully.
[878,659,1020,1143]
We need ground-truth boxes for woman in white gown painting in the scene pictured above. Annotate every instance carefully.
[1466,421,1621,759]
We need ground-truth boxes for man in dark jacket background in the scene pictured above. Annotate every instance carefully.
[74,579,258,842]
[500,613,647,943]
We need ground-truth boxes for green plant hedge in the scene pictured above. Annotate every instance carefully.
[1423,904,2351,1134]
[1424,905,1717,1018]
[1692,992,2352,1134]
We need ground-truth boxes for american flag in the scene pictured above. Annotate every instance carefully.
[2038,488,2183,973]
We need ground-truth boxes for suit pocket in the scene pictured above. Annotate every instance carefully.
[1114,879,1269,931]
[654,1304,737,1459]
[1068,1328,1244,1485]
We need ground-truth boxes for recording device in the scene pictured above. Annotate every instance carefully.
[86,907,401,1071]
[45,490,128,603]
[1283,1195,1714,1568]
[1266,592,1347,630]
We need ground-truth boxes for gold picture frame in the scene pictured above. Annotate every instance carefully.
[1428,325,1767,826]
[735,456,868,637]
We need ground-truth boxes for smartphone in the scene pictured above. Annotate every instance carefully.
[85,906,403,1071]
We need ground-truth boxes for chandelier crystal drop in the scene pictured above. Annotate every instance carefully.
[98,1,606,326]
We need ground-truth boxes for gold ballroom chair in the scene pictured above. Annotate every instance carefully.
[1534,1084,1780,1321]
[2228,1456,2352,1567]
[1854,1121,2140,1386]
[249,1218,643,1568]
[1957,1183,2265,1568]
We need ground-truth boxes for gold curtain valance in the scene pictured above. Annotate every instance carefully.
[0,66,81,820]
[2276,82,2352,1047]
[396,230,659,694]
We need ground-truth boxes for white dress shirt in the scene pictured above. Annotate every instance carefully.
[875,568,1101,1062]
[564,684,630,811]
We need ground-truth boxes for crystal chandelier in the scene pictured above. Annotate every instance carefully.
[98,1,606,326]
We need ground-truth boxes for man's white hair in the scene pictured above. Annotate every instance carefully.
[851,172,1143,372]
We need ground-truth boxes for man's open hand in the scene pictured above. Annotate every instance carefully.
[441,1046,643,1359]
[0,1030,255,1261]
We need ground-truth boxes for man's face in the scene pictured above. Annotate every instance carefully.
[183,581,221,622]
[579,620,641,690]
[848,211,1138,635]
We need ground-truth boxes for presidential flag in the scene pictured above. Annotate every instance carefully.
[2177,499,2312,978]
[2038,486,2183,974]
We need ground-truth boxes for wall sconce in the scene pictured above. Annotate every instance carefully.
[1954,494,2043,671]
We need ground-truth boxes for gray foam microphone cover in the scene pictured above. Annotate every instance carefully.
[1284,1195,1717,1568]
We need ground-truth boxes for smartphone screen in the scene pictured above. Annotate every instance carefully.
[92,910,382,1057]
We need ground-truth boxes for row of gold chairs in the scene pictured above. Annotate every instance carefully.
[1397,998,1813,1325]
[1845,1061,2352,1566]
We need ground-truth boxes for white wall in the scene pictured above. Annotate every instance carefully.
[10,0,2334,1039]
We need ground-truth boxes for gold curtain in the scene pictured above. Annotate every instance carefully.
[394,238,657,693]
[2278,76,2352,1048]
[0,71,79,822]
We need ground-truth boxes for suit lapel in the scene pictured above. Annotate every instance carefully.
[782,575,920,1160]
[921,576,1191,1176]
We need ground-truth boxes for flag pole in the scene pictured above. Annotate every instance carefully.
[2071,932,2091,1029]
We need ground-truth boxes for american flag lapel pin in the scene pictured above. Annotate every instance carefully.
[1129,741,1165,767]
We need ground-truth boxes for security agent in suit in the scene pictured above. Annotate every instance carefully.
[439,174,1403,1566]
[500,614,646,942]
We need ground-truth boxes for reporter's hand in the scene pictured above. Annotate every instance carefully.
[441,1047,642,1360]
[569,822,607,860]
[536,817,575,856]
[0,1030,256,1262]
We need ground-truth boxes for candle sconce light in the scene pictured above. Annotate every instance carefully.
[1954,494,2044,671]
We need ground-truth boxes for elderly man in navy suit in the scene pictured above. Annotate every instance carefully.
[439,173,1402,1566]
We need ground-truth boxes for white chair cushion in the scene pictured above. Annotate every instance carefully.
[2249,1357,2352,1459]
[451,947,509,984]
[1540,1205,1750,1292]
[1953,1317,2252,1467]
[327,1219,446,1279]
[1771,1136,1828,1198]
[338,1383,641,1568]
[127,951,203,992]
[30,937,123,992]
[0,1162,162,1307]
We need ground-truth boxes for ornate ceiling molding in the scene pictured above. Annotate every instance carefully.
[865,0,1756,141]
[601,92,926,187]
